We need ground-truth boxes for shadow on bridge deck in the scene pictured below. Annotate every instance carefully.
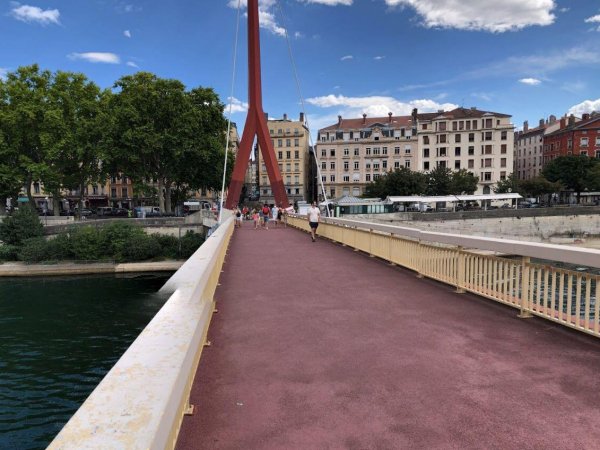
[177,222,600,449]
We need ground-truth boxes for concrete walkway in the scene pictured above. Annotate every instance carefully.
[176,223,600,450]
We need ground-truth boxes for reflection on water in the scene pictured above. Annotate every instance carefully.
[0,273,171,450]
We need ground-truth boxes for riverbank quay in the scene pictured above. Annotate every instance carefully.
[0,260,183,277]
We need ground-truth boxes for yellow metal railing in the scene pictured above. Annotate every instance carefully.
[288,215,600,338]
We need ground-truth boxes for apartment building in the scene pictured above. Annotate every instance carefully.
[544,113,600,162]
[417,107,514,194]
[257,113,310,205]
[514,116,559,180]
[315,112,417,199]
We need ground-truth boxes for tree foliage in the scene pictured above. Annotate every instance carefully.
[425,166,453,196]
[519,176,561,198]
[364,167,426,198]
[449,169,479,195]
[542,155,599,203]
[493,172,520,194]
[0,206,43,246]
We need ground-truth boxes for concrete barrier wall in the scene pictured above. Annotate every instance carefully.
[48,212,234,450]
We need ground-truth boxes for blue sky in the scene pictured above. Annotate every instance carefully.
[2,0,600,140]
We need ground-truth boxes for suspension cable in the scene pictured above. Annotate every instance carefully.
[275,1,331,216]
[219,0,242,223]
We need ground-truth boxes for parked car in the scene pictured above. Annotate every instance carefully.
[75,208,93,217]
[112,208,130,217]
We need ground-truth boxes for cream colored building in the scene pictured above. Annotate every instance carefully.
[315,112,418,199]
[417,107,514,194]
[514,116,562,180]
[257,113,310,205]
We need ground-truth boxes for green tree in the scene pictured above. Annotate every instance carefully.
[493,172,520,194]
[108,73,228,213]
[426,165,453,195]
[0,65,52,204]
[45,72,111,216]
[0,206,43,246]
[364,167,426,198]
[519,176,561,198]
[542,155,599,203]
[450,169,479,195]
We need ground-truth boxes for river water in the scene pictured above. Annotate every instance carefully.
[0,273,172,450]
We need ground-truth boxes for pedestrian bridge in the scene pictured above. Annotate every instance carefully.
[49,212,600,449]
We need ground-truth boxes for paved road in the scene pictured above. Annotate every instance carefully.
[177,222,600,450]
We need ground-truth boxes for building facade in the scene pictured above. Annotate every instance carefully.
[315,112,417,200]
[514,116,558,180]
[417,107,514,194]
[257,113,310,205]
[543,113,600,162]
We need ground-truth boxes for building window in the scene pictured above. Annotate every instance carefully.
[321,162,326,170]
[455,160,461,169]
[468,159,474,169]
[294,139,299,147]
[404,160,411,168]
[330,149,336,157]
[485,118,492,128]
[500,144,507,154]
[111,188,117,198]
[483,131,493,141]
[404,146,411,154]
[455,134,461,143]
[121,187,128,198]
[468,133,475,142]
[330,162,335,170]
[438,148,447,157]
[286,163,291,172]
[394,146,400,155]
[481,158,492,168]
[92,185,98,195]
[354,148,360,156]
[295,150,299,159]
[423,148,430,158]
[468,146,475,156]
[483,172,492,181]
[581,137,589,147]
[321,176,326,182]
[321,149,326,157]
[366,174,371,182]
[373,162,380,171]
[423,136,430,145]
[278,139,283,147]
[501,131,507,140]
[424,161,430,170]
[278,151,283,159]
[286,151,291,159]
[343,175,350,182]
[285,139,291,147]
[344,161,349,170]
[500,172,506,180]
[455,147,461,156]
[382,160,388,169]
[294,175,299,185]
[344,148,349,156]
[354,161,359,170]
[382,147,388,155]
[500,158,507,168]
[483,145,493,154]
[294,163,299,171]
[438,121,447,131]
[394,161,400,169]
[439,135,447,144]
[330,188,335,197]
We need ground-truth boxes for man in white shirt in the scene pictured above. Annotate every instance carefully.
[307,202,321,242]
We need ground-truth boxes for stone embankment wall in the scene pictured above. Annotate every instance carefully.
[350,207,600,242]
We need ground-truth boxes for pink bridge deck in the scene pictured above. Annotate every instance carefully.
[176,223,600,449]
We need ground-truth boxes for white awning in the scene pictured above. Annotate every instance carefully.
[385,193,522,204]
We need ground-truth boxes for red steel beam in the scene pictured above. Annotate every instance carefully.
[225,0,289,209]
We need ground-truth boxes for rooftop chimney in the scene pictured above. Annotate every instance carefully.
[560,117,566,129]
[388,112,393,123]
[362,113,367,124]
[412,108,418,123]
[299,112,304,123]
[523,120,529,132]
[568,114,575,126]
[549,115,557,124]
[283,113,287,121]
[582,113,590,121]
[539,119,544,128]
[338,115,342,125]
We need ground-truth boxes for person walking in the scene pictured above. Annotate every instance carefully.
[252,209,260,229]
[235,207,243,228]
[271,204,279,228]
[262,204,270,230]
[307,201,320,242]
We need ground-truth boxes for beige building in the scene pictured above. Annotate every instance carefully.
[257,113,310,205]
[417,107,514,194]
[316,112,418,199]
[514,116,562,180]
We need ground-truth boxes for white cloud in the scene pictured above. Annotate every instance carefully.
[68,52,121,64]
[519,77,541,85]
[561,80,586,94]
[299,0,352,4]
[584,15,600,23]
[258,9,286,36]
[124,30,132,38]
[384,0,556,32]
[294,31,304,38]
[471,92,493,102]
[226,96,249,114]
[340,55,353,61]
[10,4,60,25]
[306,94,458,118]
[126,61,139,68]
[568,98,600,116]
[0,68,8,80]
[374,55,385,60]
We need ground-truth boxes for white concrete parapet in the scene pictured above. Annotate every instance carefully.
[48,214,234,450]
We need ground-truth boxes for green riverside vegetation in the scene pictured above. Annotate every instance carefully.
[0,207,204,263]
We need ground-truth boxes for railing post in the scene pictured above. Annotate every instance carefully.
[518,256,533,318]
[416,239,424,278]
[388,233,396,266]
[369,228,374,257]
[455,246,465,293]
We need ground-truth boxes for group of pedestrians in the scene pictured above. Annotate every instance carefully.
[234,204,287,230]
